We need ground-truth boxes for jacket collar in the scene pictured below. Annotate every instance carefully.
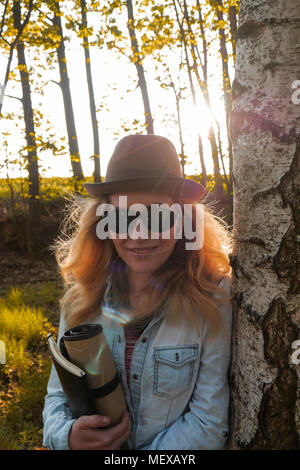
[102,273,166,327]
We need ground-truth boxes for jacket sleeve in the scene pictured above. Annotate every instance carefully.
[42,312,77,450]
[139,277,233,450]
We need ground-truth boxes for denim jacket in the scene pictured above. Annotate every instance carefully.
[42,276,232,450]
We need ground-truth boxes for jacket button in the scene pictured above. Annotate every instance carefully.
[132,373,139,380]
[141,337,147,343]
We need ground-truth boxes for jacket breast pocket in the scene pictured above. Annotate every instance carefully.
[153,344,199,399]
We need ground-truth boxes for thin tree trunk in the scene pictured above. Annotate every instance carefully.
[215,117,230,193]
[0,0,33,115]
[175,90,185,177]
[80,0,100,182]
[181,0,222,196]
[0,46,14,115]
[215,0,232,119]
[228,4,238,64]
[227,1,237,219]
[0,0,9,37]
[52,1,84,186]
[169,77,185,176]
[213,0,234,205]
[227,2,238,214]
[4,142,16,218]
[126,0,154,134]
[215,116,233,225]
[13,0,40,244]
[228,0,300,449]
[172,0,207,187]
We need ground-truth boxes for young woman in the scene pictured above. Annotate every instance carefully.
[42,134,233,450]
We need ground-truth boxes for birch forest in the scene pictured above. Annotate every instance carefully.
[0,0,299,451]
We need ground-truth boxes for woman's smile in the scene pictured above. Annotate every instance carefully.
[126,245,158,257]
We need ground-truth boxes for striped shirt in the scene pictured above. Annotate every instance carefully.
[124,325,142,386]
[123,317,152,386]
[102,279,155,386]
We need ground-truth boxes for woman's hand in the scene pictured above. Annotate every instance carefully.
[68,410,131,450]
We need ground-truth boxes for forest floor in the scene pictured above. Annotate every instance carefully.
[0,199,65,450]
[0,243,62,326]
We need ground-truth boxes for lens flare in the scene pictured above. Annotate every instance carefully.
[85,342,107,376]
[102,305,131,325]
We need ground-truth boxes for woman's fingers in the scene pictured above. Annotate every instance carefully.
[71,411,131,450]
[95,410,131,444]
[78,414,110,430]
[109,425,131,450]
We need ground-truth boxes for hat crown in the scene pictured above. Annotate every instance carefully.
[83,134,206,203]
[105,134,182,183]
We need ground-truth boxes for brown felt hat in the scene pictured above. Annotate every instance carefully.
[83,134,206,203]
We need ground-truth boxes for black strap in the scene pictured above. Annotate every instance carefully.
[91,372,120,399]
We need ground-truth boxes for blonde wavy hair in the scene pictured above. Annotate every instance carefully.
[51,192,233,339]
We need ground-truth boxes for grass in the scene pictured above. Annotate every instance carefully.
[0,176,95,228]
[0,176,94,202]
[0,284,58,450]
[0,174,224,205]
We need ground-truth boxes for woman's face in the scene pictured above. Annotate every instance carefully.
[108,192,178,275]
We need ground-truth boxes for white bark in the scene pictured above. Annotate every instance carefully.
[228,0,300,449]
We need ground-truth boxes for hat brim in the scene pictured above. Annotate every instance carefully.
[83,177,206,203]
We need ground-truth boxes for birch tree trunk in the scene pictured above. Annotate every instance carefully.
[181,0,221,192]
[228,3,238,64]
[80,0,101,183]
[52,2,84,186]
[228,0,300,449]
[126,0,154,134]
[13,0,40,246]
[212,0,234,205]
[172,0,207,187]
[0,0,33,116]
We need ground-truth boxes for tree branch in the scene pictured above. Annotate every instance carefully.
[0,34,10,45]
[5,93,23,103]
[36,6,54,25]
[11,0,34,48]
[49,79,61,87]
[0,0,9,37]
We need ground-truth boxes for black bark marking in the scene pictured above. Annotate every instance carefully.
[243,237,267,248]
[273,225,298,282]
[249,369,299,449]
[252,184,279,205]
[245,297,300,449]
[254,255,274,268]
[239,136,300,449]
[232,79,248,100]
[230,111,296,144]
[263,61,281,76]
[237,17,300,42]
[236,19,265,40]
[276,133,300,292]
[263,297,298,369]
[229,254,252,280]
[234,291,244,309]
[245,304,263,326]
[261,17,300,27]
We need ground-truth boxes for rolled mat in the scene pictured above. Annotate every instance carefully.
[61,323,127,427]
